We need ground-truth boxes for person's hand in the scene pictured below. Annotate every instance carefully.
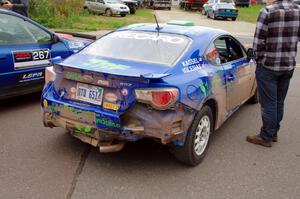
[2,1,13,9]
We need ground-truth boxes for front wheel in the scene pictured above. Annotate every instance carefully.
[248,88,259,104]
[170,106,213,166]
[212,12,217,20]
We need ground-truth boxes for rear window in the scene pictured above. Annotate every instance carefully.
[80,31,191,66]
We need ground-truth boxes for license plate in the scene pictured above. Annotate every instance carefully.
[76,83,103,105]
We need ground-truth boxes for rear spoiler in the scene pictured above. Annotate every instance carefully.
[55,31,97,41]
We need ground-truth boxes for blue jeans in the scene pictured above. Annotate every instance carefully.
[256,66,294,143]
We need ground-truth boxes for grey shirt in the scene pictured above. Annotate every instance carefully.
[11,0,28,17]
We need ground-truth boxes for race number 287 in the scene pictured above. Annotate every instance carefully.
[32,50,50,61]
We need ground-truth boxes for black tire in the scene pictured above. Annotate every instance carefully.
[207,12,210,18]
[120,14,126,17]
[248,89,259,104]
[232,17,237,21]
[105,8,113,16]
[212,12,217,20]
[168,7,171,10]
[170,106,213,166]
[130,8,136,14]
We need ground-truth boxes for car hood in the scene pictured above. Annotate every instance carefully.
[217,3,236,9]
[59,54,171,78]
[109,3,128,8]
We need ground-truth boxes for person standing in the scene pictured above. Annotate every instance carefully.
[247,0,300,147]
[1,0,29,17]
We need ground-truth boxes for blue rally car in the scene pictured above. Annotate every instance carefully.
[42,21,258,165]
[0,9,90,99]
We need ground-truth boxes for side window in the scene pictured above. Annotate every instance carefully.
[226,37,245,61]
[0,14,52,46]
[213,37,245,64]
[205,42,221,65]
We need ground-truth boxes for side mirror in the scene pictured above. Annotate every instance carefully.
[52,34,61,43]
[246,48,255,61]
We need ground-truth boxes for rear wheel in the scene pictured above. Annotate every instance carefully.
[248,89,259,104]
[105,8,113,16]
[120,14,126,17]
[232,17,237,21]
[170,106,213,166]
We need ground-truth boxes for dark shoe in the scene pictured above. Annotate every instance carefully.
[272,136,278,142]
[246,134,272,147]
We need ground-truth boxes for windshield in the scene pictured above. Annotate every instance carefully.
[106,0,119,3]
[220,0,233,3]
[79,31,191,66]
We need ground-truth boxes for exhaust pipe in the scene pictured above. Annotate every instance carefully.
[99,142,125,153]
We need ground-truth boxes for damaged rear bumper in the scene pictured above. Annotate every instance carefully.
[42,83,195,151]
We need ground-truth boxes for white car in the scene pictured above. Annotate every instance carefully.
[84,0,130,17]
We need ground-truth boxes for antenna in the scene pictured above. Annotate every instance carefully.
[154,14,160,31]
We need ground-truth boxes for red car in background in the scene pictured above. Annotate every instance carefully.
[180,0,208,10]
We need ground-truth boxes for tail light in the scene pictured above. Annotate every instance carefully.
[45,66,56,84]
[219,9,225,12]
[135,88,179,110]
[233,10,238,13]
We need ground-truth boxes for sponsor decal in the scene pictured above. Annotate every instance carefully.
[74,124,92,134]
[121,88,129,96]
[103,102,120,111]
[70,87,76,98]
[111,32,185,44]
[13,49,51,69]
[68,41,85,49]
[182,57,204,73]
[18,71,44,82]
[199,82,209,96]
[95,116,121,128]
[104,93,118,102]
[97,79,109,86]
[65,72,93,83]
[120,82,132,87]
[207,48,219,62]
[43,99,48,108]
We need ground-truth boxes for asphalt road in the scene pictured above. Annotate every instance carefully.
[1,9,300,199]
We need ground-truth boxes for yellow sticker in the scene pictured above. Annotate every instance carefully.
[43,99,48,108]
[103,102,119,111]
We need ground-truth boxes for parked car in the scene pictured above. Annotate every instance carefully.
[83,0,130,17]
[206,0,238,21]
[293,0,300,5]
[234,0,249,7]
[41,21,257,166]
[150,0,172,10]
[0,9,91,100]
[122,0,138,14]
[180,0,208,11]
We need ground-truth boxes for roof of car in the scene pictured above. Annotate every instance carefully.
[0,8,18,15]
[117,23,229,40]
